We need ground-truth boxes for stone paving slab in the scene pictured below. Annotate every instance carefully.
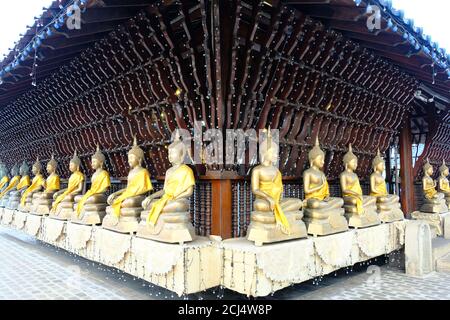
[1,226,450,300]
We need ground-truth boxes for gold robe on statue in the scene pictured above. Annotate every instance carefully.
[0,176,10,191]
[370,179,388,197]
[258,170,291,235]
[16,175,31,190]
[20,174,45,207]
[441,179,450,193]
[305,177,330,201]
[0,176,20,199]
[343,179,363,214]
[112,169,152,218]
[44,174,60,193]
[51,171,84,212]
[75,170,111,216]
[424,183,438,200]
[146,165,195,226]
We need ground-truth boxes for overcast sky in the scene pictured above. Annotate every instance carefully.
[0,0,448,63]
[0,0,52,60]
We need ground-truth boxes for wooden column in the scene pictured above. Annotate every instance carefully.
[384,149,392,194]
[399,117,415,215]
[211,179,233,239]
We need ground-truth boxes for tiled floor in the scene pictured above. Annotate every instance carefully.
[1,225,449,300]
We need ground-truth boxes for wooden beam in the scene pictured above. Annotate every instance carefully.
[211,178,233,239]
[399,115,415,215]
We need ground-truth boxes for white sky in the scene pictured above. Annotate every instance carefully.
[0,0,52,59]
[0,1,449,61]
[391,0,450,52]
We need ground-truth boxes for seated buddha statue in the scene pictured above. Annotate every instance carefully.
[246,129,307,246]
[438,160,450,207]
[340,145,380,228]
[137,131,196,244]
[369,150,404,222]
[0,163,9,194]
[102,137,153,233]
[0,165,20,208]
[19,158,45,213]
[7,161,31,210]
[420,159,448,214]
[71,145,111,225]
[49,151,85,220]
[31,154,60,215]
[303,137,348,236]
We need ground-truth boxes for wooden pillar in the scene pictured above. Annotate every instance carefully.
[399,117,415,215]
[211,179,233,239]
[384,149,392,194]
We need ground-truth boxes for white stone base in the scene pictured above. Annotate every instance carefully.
[1,208,14,226]
[2,210,221,296]
[411,211,449,237]
[1,210,408,297]
[222,221,406,296]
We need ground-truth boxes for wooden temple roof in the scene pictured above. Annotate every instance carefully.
[0,0,448,181]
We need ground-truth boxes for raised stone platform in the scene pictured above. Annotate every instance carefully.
[222,221,406,297]
[411,211,450,237]
[0,208,221,296]
[0,208,414,297]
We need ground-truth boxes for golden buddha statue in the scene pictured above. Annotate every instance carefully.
[137,131,196,244]
[102,137,153,233]
[0,163,9,193]
[246,129,307,246]
[31,154,60,215]
[49,151,85,220]
[19,158,45,213]
[419,159,448,214]
[303,137,348,236]
[71,145,111,225]
[438,160,450,207]
[340,145,380,228]
[369,150,404,222]
[0,165,20,208]
[7,161,31,210]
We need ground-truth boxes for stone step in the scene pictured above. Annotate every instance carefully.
[432,237,450,270]
[436,254,450,273]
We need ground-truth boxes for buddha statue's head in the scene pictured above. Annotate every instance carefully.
[168,130,187,166]
[128,136,144,169]
[423,158,433,177]
[372,149,385,173]
[19,161,29,176]
[309,137,325,169]
[32,157,42,175]
[91,145,105,170]
[11,165,19,176]
[440,160,449,177]
[47,154,57,174]
[259,129,278,166]
[70,150,81,173]
[343,144,358,171]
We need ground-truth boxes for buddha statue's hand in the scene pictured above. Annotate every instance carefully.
[107,193,117,205]
[107,190,123,205]
[142,196,153,210]
[54,189,65,199]
[267,197,275,211]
